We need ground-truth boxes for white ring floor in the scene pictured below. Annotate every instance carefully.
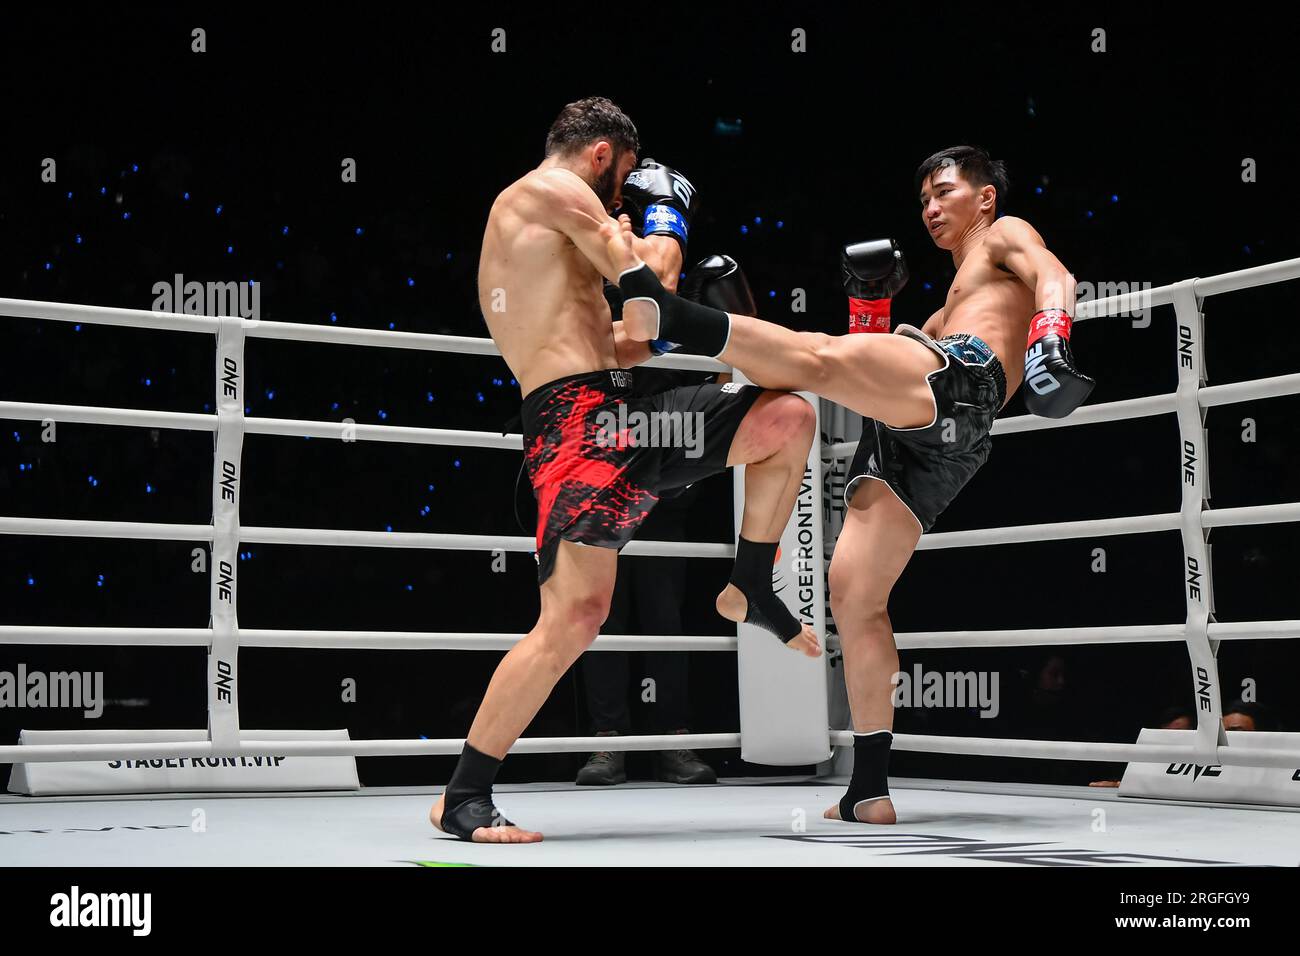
[2,777,1296,866]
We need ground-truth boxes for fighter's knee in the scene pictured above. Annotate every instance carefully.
[564,592,612,637]
[771,392,816,444]
[828,570,889,623]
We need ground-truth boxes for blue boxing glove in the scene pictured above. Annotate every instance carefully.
[619,158,699,254]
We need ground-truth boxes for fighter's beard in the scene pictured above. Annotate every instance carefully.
[592,162,618,210]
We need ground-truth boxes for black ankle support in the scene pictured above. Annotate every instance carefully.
[618,262,732,357]
[729,536,802,642]
[839,730,892,822]
[441,743,513,840]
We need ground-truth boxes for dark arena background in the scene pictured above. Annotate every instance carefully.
[1,4,1297,800]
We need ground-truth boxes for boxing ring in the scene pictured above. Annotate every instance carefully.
[3,257,1300,866]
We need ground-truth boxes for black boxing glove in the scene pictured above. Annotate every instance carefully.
[619,158,699,252]
[1022,309,1095,417]
[842,239,909,333]
[680,255,758,316]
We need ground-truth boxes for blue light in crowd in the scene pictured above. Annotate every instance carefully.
[1085,210,1094,219]
[183,192,190,201]
[420,505,430,516]
[145,483,154,494]
[226,245,234,254]
[44,262,52,271]
[740,224,749,235]
[922,282,933,291]
[245,406,250,414]
[426,391,434,402]
[355,227,364,236]
[385,525,393,532]
[1243,245,1253,255]
[215,205,223,215]
[388,322,395,330]
[131,164,139,173]
[11,432,18,442]
[427,484,435,492]
[203,403,211,411]
[453,460,461,468]
[754,216,762,224]
[378,409,388,419]
[510,378,516,386]
[776,220,784,229]
[88,475,98,487]
[122,212,131,220]
[330,312,338,323]
[445,252,452,261]
[282,226,289,235]
[27,576,35,587]
[74,324,81,331]
[265,389,275,400]
[66,191,73,200]
[768,290,775,298]
[97,574,105,587]
[75,235,82,244]
[100,186,107,195]
[331,401,340,410]
[406,277,415,287]
[1111,194,1119,203]
[18,464,25,471]
[144,378,152,386]
[405,584,414,592]
[476,392,485,403]
[1035,186,1043,194]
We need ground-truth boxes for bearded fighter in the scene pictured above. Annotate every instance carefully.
[431,97,820,844]
[606,145,1094,827]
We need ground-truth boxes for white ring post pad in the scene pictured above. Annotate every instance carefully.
[732,375,831,765]
[209,315,245,750]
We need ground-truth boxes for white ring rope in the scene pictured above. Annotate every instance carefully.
[2,257,1300,768]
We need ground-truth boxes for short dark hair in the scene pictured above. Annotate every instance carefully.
[914,145,1009,215]
[1154,704,1194,728]
[1224,699,1278,731]
[545,96,639,158]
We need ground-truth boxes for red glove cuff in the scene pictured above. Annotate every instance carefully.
[1028,308,1074,345]
[848,297,892,334]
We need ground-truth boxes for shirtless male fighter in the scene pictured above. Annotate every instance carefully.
[606,145,1094,827]
[431,97,820,844]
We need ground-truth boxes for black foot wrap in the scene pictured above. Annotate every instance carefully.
[839,730,892,822]
[618,262,732,357]
[729,536,802,642]
[441,795,515,841]
[440,743,514,841]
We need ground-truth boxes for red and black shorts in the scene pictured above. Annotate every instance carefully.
[522,368,763,585]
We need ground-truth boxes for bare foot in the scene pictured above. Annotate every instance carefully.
[823,797,897,825]
[716,583,821,657]
[429,792,543,844]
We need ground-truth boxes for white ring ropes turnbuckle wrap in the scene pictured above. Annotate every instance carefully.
[2,255,1300,770]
